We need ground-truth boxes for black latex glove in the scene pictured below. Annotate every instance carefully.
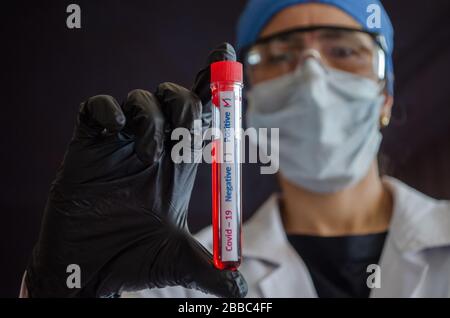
[26,43,247,298]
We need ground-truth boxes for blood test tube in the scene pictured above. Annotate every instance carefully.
[210,61,243,271]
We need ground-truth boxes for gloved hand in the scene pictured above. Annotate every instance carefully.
[26,43,247,298]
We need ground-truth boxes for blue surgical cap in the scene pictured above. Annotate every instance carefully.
[237,0,394,95]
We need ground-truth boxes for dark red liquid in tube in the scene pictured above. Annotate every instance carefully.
[210,61,243,270]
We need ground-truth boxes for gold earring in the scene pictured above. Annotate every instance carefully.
[381,115,391,128]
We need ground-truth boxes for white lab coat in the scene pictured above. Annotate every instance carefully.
[123,177,450,298]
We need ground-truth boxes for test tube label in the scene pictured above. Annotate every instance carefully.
[220,90,238,262]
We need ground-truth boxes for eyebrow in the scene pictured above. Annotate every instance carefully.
[317,29,351,39]
[318,30,375,48]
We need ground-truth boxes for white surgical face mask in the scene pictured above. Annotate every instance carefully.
[246,59,385,193]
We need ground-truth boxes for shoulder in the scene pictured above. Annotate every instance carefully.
[384,177,450,252]
[385,176,450,219]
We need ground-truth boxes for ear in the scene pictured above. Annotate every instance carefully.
[380,90,394,127]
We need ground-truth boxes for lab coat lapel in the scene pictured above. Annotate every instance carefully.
[242,195,317,298]
[370,237,429,297]
[258,250,318,298]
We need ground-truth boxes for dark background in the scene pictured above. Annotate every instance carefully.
[1,0,450,297]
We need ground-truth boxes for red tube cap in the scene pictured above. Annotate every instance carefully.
[211,61,243,83]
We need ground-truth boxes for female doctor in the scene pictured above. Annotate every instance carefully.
[126,0,450,298]
[24,0,450,298]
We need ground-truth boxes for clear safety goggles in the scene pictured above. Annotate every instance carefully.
[242,26,388,84]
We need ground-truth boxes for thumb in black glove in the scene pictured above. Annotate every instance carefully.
[26,43,247,298]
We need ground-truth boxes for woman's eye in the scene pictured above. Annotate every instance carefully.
[267,53,294,65]
[330,46,358,59]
